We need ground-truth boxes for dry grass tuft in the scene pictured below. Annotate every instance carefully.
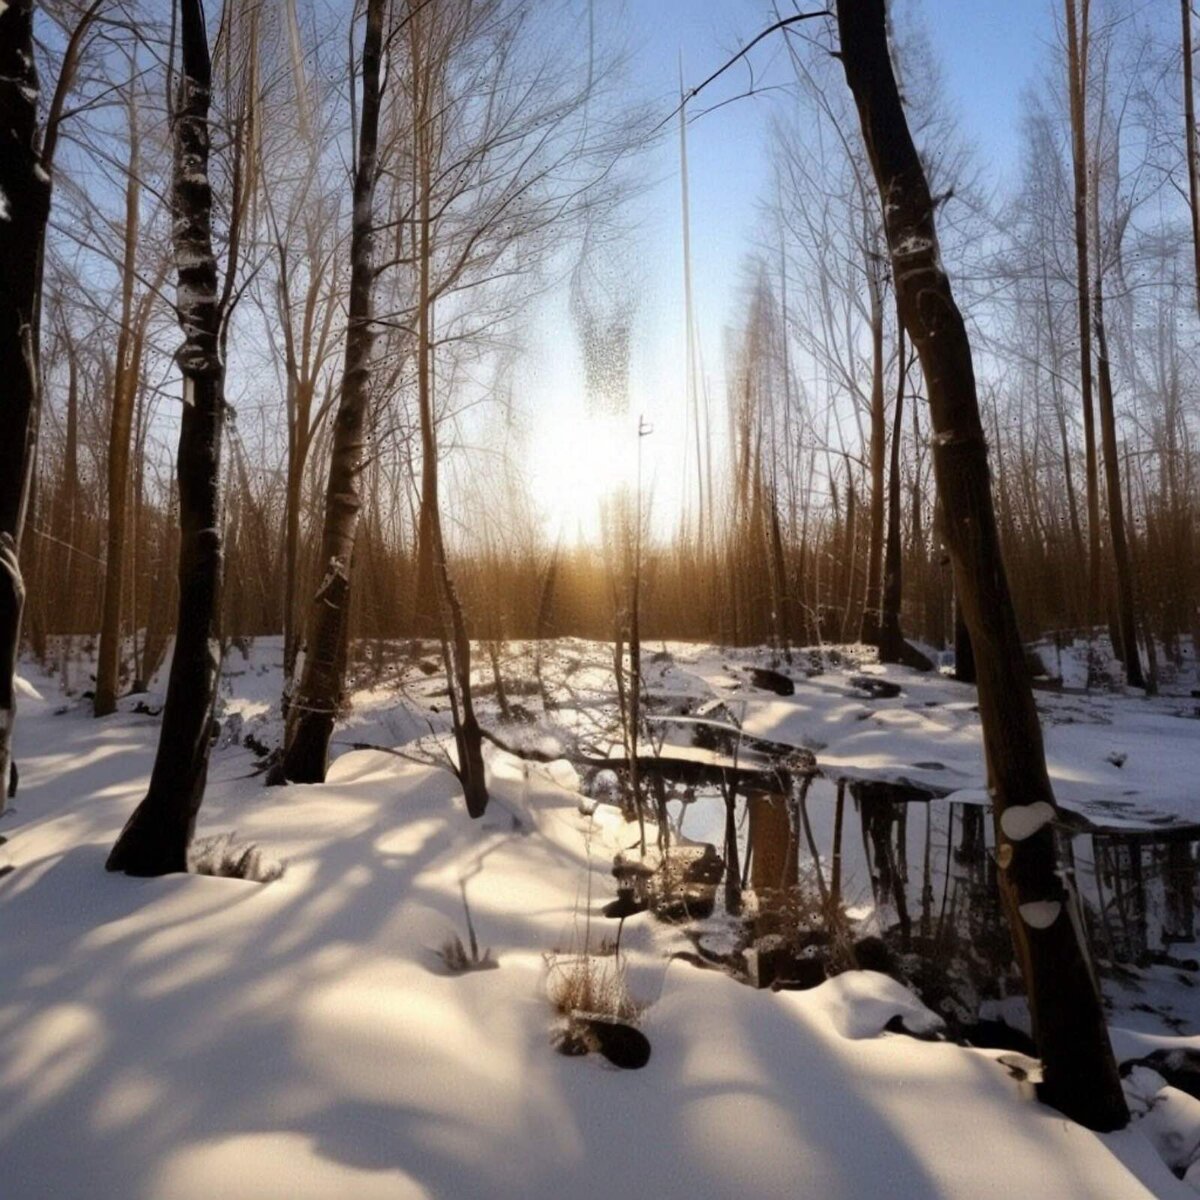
[189,833,285,883]
[545,952,643,1022]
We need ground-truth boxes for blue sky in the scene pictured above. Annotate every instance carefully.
[522,0,1059,536]
[631,0,1053,327]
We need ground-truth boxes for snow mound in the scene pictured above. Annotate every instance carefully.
[814,970,945,1040]
[152,1132,428,1200]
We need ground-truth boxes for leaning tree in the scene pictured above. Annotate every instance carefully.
[835,0,1127,1130]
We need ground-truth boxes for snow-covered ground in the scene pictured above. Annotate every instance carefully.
[2,637,1200,1198]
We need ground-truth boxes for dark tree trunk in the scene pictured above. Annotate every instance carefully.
[412,53,439,641]
[439,553,488,818]
[767,489,792,661]
[0,3,48,808]
[836,0,1127,1131]
[953,596,975,684]
[877,319,931,670]
[95,92,143,717]
[108,0,226,875]
[840,472,857,640]
[860,261,886,646]
[278,0,384,783]
[1184,0,1200,318]
[414,471,439,636]
[1065,0,1103,626]
[406,1,489,818]
[878,325,906,663]
[0,535,22,808]
[59,331,80,622]
[282,416,305,684]
[0,2,46,547]
[1093,278,1144,688]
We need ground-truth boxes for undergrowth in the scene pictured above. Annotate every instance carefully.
[545,951,643,1022]
[188,833,285,883]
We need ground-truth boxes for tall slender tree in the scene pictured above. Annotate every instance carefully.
[277,0,385,784]
[1183,0,1200,317]
[836,0,1128,1130]
[95,57,146,717]
[0,0,103,806]
[1065,0,1104,626]
[108,0,228,875]
[0,2,46,806]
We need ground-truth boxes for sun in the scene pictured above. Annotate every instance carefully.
[526,403,643,543]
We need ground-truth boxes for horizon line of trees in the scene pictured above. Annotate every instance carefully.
[4,0,1200,1132]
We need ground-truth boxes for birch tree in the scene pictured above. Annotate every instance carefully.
[108,0,229,874]
[276,0,386,784]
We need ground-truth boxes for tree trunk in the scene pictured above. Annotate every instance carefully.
[95,87,143,717]
[278,0,384,783]
[840,472,857,640]
[1093,283,1144,688]
[860,259,886,646]
[60,327,80,619]
[108,0,226,875]
[282,399,306,685]
[767,489,792,661]
[836,0,1127,1131]
[1184,0,1200,318]
[413,87,440,639]
[953,595,976,684]
[1065,0,1103,627]
[878,321,907,663]
[438,547,488,818]
[0,2,50,809]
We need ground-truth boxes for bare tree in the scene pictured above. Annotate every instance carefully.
[108,0,230,874]
[0,0,104,806]
[255,0,346,688]
[1183,0,1200,316]
[836,0,1128,1130]
[1065,0,1105,626]
[95,54,150,716]
[276,0,385,784]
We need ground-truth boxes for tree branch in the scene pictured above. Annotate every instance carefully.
[656,10,831,131]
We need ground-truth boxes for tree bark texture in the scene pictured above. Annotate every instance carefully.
[1184,0,1200,318]
[1093,283,1144,688]
[108,0,226,874]
[95,87,143,717]
[1065,0,1103,625]
[0,1,49,810]
[860,260,886,646]
[278,0,384,783]
[836,0,1128,1130]
[878,320,907,663]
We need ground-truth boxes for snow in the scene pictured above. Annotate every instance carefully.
[1127,1067,1200,1177]
[999,800,1056,840]
[1018,899,1063,929]
[0,638,1197,1197]
[814,970,945,1039]
[893,233,934,257]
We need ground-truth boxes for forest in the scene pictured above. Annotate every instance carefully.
[4,0,1200,1196]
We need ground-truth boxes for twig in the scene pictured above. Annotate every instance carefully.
[655,10,832,132]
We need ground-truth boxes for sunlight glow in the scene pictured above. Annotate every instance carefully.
[526,404,644,542]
